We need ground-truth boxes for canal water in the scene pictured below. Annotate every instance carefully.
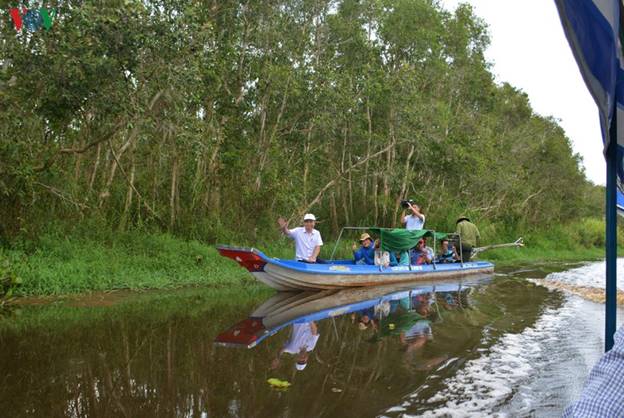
[0,260,622,417]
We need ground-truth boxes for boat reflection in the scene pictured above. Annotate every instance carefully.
[215,276,491,373]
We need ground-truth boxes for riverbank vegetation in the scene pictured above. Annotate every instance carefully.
[0,1,609,296]
[0,217,617,296]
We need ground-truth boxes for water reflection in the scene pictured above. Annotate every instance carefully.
[0,275,562,417]
[271,321,320,371]
[215,278,488,376]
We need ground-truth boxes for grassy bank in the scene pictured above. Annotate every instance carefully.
[1,232,252,296]
[0,218,618,297]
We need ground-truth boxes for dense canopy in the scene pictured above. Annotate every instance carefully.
[0,0,602,244]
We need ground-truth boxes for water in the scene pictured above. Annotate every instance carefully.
[0,261,620,417]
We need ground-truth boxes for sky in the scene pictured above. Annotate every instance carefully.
[440,0,605,185]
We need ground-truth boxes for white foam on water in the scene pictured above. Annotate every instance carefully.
[382,295,621,417]
[545,258,624,291]
[379,262,624,417]
[413,304,574,418]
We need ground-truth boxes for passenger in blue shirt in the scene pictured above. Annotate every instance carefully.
[352,233,375,265]
[435,238,459,263]
[389,250,410,266]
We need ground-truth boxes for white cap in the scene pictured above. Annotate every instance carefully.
[295,362,307,371]
[303,213,316,221]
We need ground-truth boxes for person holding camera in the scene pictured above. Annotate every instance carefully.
[400,199,425,230]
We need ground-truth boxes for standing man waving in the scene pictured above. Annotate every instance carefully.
[278,213,324,263]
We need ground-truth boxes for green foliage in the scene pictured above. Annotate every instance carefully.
[0,0,605,268]
[2,231,253,296]
[0,255,22,302]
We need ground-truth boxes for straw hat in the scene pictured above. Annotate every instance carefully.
[359,233,372,242]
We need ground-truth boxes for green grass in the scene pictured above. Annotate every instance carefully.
[0,217,619,297]
[1,231,254,296]
[480,217,623,267]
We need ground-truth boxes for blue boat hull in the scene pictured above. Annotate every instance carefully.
[217,245,495,291]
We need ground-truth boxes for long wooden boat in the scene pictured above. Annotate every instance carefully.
[217,245,494,291]
[214,276,491,348]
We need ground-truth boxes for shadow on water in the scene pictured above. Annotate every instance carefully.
[0,272,564,417]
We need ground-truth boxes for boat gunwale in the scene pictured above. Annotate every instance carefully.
[216,245,493,276]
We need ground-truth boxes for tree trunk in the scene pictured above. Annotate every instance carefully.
[330,191,339,235]
[119,159,135,231]
[169,155,179,231]
[395,144,415,224]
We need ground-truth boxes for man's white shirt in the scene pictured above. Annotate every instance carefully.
[404,214,425,230]
[283,323,320,354]
[287,227,323,260]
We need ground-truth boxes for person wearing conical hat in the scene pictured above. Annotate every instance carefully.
[455,216,480,262]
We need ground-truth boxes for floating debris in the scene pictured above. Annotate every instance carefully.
[267,378,291,389]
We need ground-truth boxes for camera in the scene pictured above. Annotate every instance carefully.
[401,199,414,209]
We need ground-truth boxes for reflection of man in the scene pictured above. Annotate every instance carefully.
[271,322,320,371]
[400,320,433,351]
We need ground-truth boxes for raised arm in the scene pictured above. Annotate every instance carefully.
[277,217,290,236]
[409,204,425,221]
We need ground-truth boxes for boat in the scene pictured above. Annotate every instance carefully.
[217,228,494,291]
[214,276,490,348]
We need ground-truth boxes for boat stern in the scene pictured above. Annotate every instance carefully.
[214,317,267,348]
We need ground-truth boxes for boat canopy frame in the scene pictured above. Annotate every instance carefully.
[328,226,465,268]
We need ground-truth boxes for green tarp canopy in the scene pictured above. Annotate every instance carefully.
[369,228,447,252]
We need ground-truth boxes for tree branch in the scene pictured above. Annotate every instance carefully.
[34,120,124,172]
[107,139,166,228]
[290,142,395,224]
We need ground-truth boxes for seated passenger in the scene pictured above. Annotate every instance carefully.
[389,250,410,266]
[410,239,433,265]
[436,238,459,263]
[375,250,391,267]
[352,233,375,265]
